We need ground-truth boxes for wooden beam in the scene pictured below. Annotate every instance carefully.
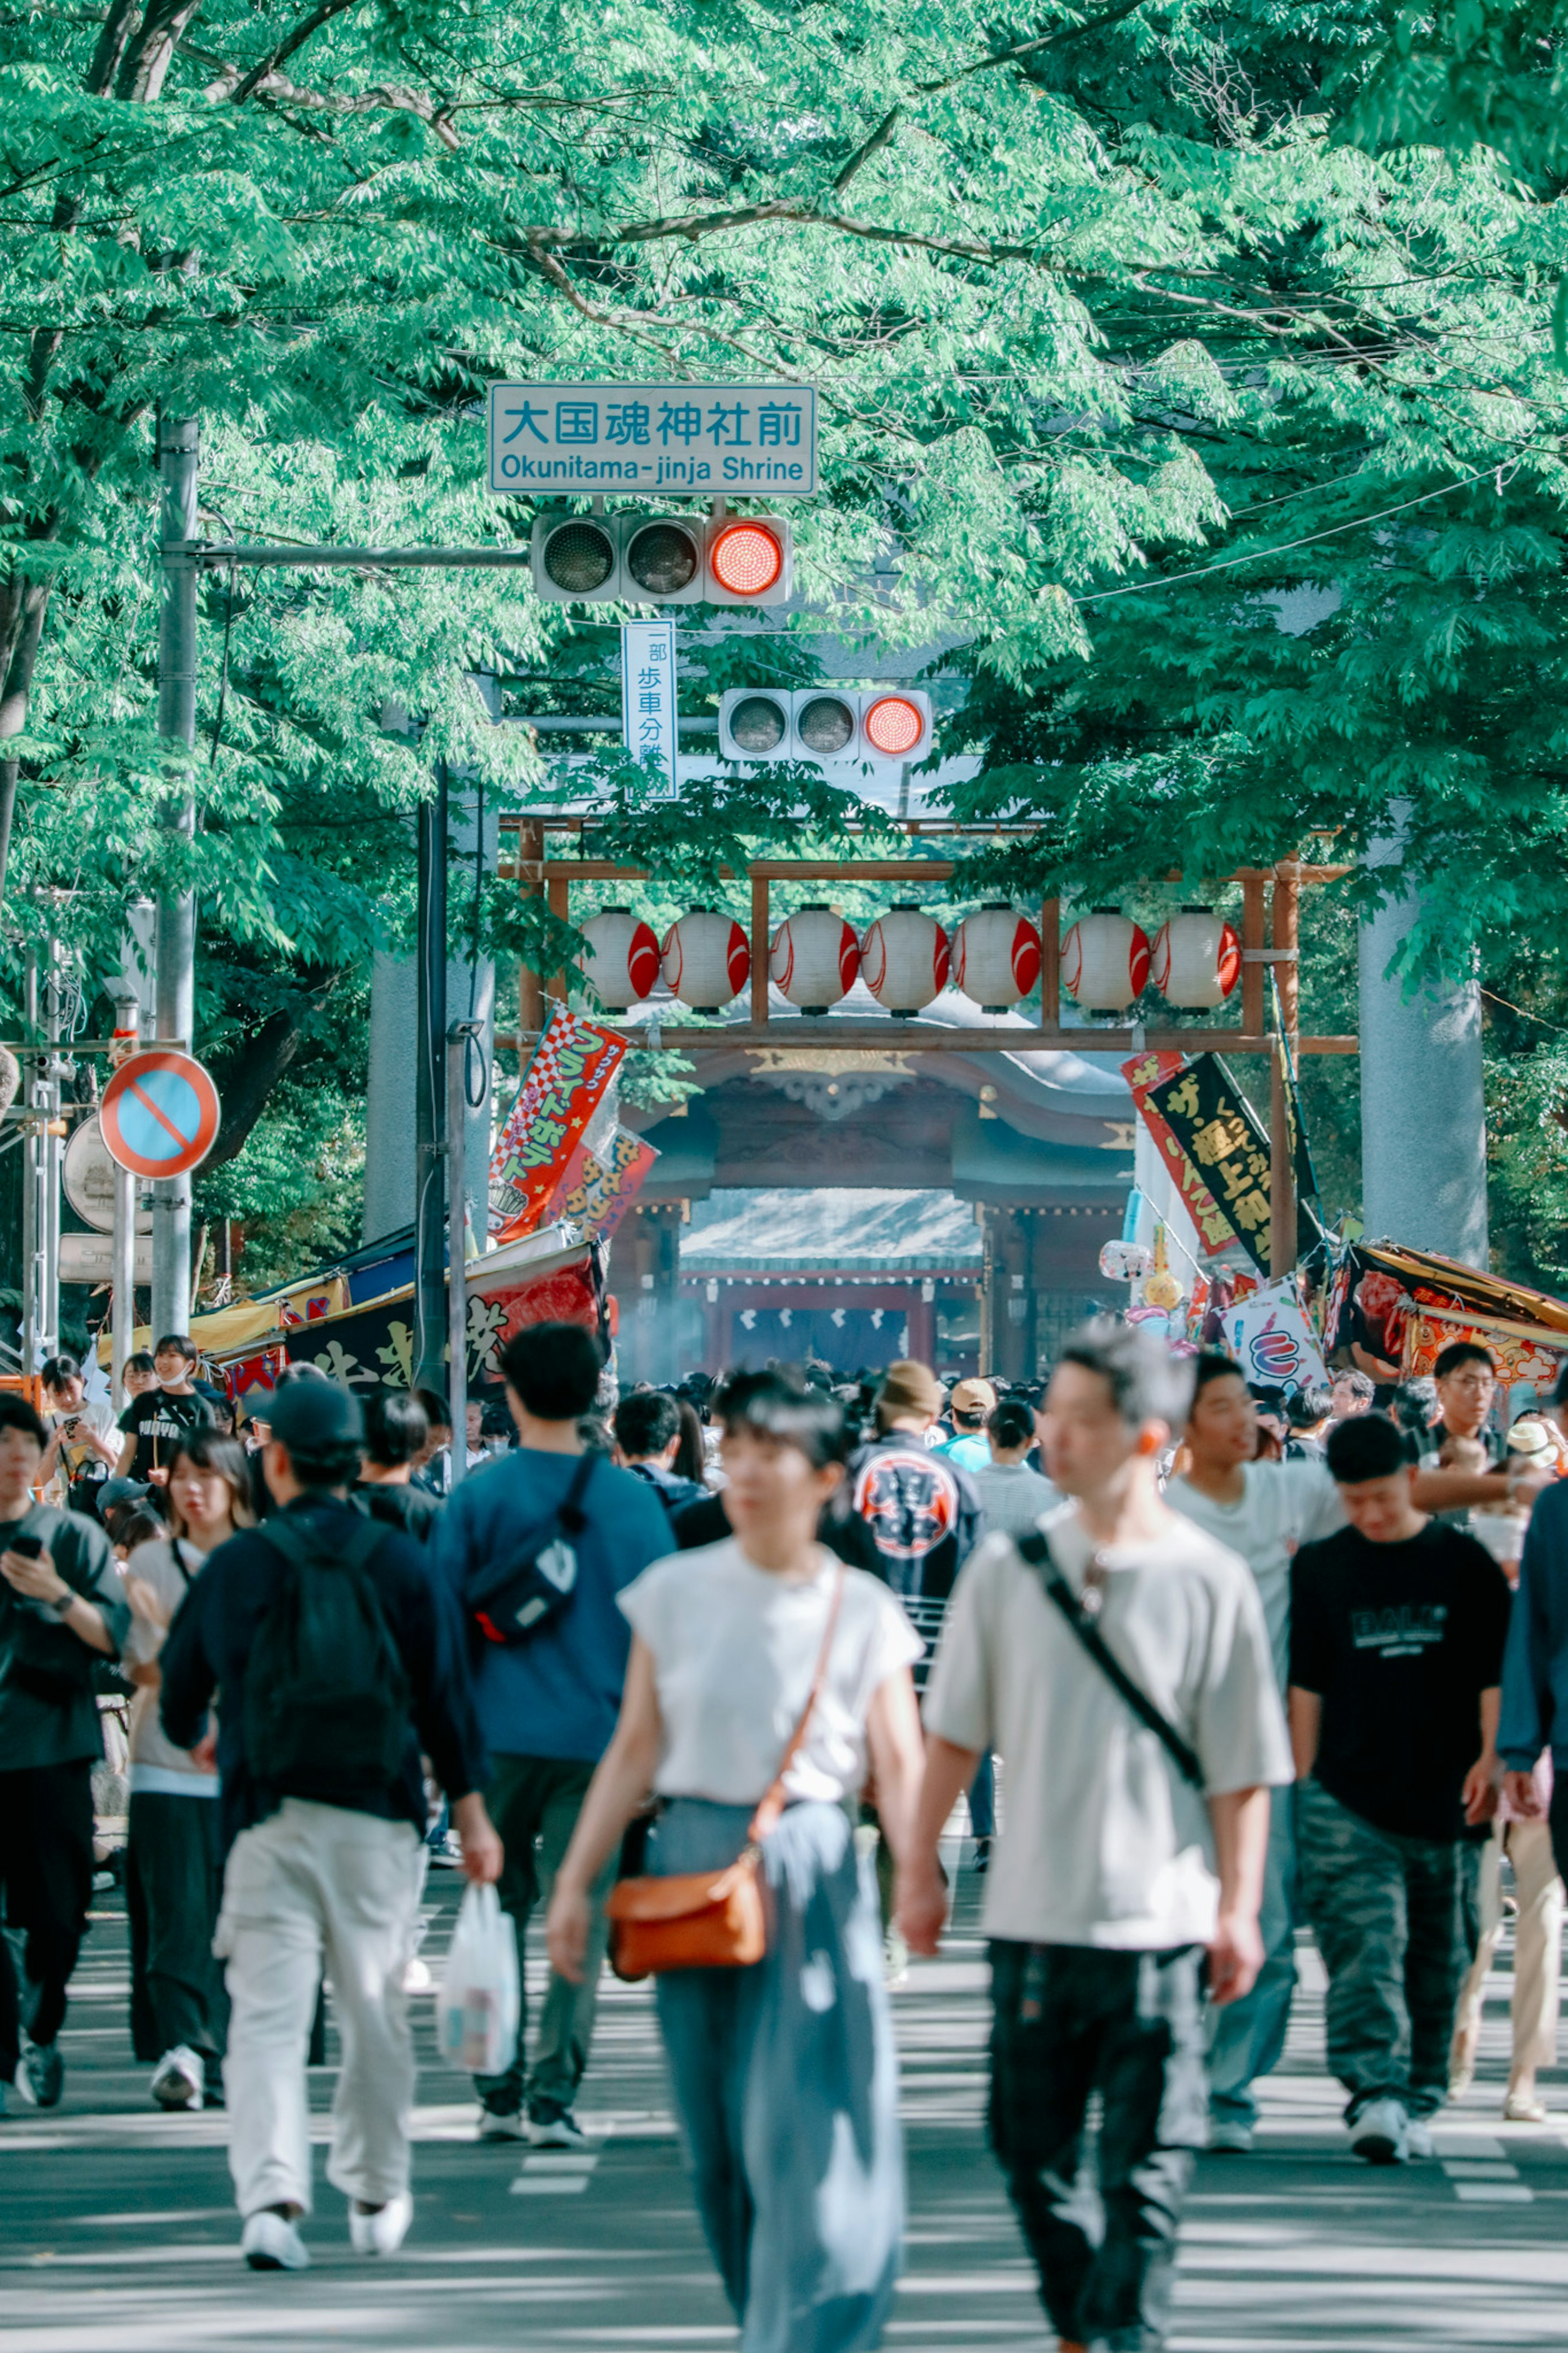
[494,1023,1358,1056]
[1269,861,1301,1280]
[516,819,543,1037]
[1040,899,1060,1026]
[1241,873,1266,1040]
[750,871,770,1029]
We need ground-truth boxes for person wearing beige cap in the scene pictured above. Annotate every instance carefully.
[937,1378,999,1475]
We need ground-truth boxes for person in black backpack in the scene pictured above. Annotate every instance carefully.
[159,1379,497,2275]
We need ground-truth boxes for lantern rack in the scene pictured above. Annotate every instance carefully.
[497,834,1355,1283]
[494,835,1348,1063]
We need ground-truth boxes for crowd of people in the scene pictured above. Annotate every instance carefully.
[2,1308,1568,2352]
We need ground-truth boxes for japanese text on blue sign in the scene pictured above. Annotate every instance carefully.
[621,621,677,797]
[488,384,818,496]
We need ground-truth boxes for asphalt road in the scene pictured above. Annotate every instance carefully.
[4,1851,1568,2352]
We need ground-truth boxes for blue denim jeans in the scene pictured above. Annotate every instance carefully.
[1296,1779,1477,2122]
[1207,1784,1297,2129]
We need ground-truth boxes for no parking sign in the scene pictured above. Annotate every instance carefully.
[100,1049,222,1180]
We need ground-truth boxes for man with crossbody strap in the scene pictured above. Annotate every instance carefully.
[899,1321,1290,2353]
[433,1321,670,2148]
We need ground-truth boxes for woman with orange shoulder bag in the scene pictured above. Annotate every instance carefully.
[546,1367,925,2353]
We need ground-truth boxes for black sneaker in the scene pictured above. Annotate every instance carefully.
[973,1837,992,1876]
[14,2040,63,2110]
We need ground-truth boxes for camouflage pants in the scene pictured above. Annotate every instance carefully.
[1297,1780,1477,2122]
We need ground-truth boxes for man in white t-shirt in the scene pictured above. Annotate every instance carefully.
[1166,1354,1345,2152]
[899,1321,1290,2353]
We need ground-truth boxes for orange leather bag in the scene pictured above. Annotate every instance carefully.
[607,1568,846,1981]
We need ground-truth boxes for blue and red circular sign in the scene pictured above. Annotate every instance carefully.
[101,1050,221,1180]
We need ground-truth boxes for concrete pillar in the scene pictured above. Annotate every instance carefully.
[1358,841,1487,1265]
[363,778,496,1247]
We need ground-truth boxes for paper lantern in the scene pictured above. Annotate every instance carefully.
[1060,910,1151,1011]
[769,904,859,1014]
[578,906,661,1010]
[951,905,1042,1013]
[860,905,950,1014]
[1151,907,1241,1008]
[661,908,750,1012]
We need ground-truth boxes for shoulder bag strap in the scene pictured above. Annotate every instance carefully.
[556,1447,598,1534]
[746,1564,847,1844]
[1015,1530,1206,1791]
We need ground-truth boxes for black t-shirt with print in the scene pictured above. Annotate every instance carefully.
[1290,1520,1510,1841]
[117,1386,215,1482]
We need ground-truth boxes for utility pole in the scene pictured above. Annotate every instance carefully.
[412,768,448,1396]
[110,992,139,1407]
[151,415,199,1339]
[21,941,38,1377]
[445,1019,482,1488]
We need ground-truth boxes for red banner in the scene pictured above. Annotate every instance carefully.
[488,1006,626,1237]
[1121,1050,1239,1260]
[544,1124,659,1240]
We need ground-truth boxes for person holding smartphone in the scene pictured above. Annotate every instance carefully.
[38,1355,118,1514]
[0,1392,128,2114]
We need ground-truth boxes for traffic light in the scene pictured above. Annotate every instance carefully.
[717,687,932,766]
[530,512,792,605]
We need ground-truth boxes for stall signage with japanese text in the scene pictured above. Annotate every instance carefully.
[487,383,818,495]
[488,1006,626,1236]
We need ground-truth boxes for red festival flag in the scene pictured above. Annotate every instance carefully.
[489,1006,626,1238]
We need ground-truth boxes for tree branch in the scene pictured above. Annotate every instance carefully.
[915,0,1150,94]
[833,104,901,194]
[564,196,1033,264]
[228,0,363,106]
[205,975,339,1166]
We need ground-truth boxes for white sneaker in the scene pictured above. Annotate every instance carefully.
[1207,2118,1255,2153]
[1349,2097,1409,2164]
[151,2045,204,2112]
[1405,2117,1434,2159]
[349,2192,412,2256]
[476,2105,527,2141]
[525,2103,589,2152]
[241,2210,310,2270]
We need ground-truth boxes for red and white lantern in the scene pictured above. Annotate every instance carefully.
[1060,910,1151,1011]
[769,904,859,1014]
[578,906,661,1009]
[660,908,751,1012]
[951,905,1042,1012]
[1150,907,1241,1008]
[859,905,950,1013]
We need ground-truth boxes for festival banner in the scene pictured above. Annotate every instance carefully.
[1121,1050,1240,1261]
[542,1122,660,1242]
[1144,1054,1324,1274]
[488,1006,626,1236]
[1221,1277,1330,1392]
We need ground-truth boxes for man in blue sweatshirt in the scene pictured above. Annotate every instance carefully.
[434,1320,670,2149]
[1501,1479,1568,1876]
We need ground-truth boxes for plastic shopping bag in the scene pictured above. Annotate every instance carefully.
[438,1881,519,2077]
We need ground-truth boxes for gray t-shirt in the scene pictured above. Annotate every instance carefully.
[924,1503,1292,1950]
[0,1504,127,1769]
[969,1461,1062,1541]
[1165,1460,1345,1690]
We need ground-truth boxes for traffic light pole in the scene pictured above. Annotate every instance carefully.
[152,417,199,1340]
[412,769,448,1398]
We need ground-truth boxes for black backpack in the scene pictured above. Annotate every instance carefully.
[465,1452,598,1648]
[244,1512,412,1800]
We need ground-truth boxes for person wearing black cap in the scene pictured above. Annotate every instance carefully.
[159,1378,498,2274]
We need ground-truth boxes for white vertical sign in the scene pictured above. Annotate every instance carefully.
[621,620,677,797]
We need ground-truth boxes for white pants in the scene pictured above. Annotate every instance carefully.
[1450,1819,1564,2085]
[215,1800,426,2217]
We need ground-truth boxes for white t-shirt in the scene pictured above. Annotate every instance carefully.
[618,1539,923,1807]
[1165,1459,1345,1689]
[969,1462,1061,1540]
[924,1504,1292,1950]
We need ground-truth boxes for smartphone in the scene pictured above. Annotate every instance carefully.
[10,1534,43,1559]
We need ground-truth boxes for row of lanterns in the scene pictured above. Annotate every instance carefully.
[582,904,1242,1017]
